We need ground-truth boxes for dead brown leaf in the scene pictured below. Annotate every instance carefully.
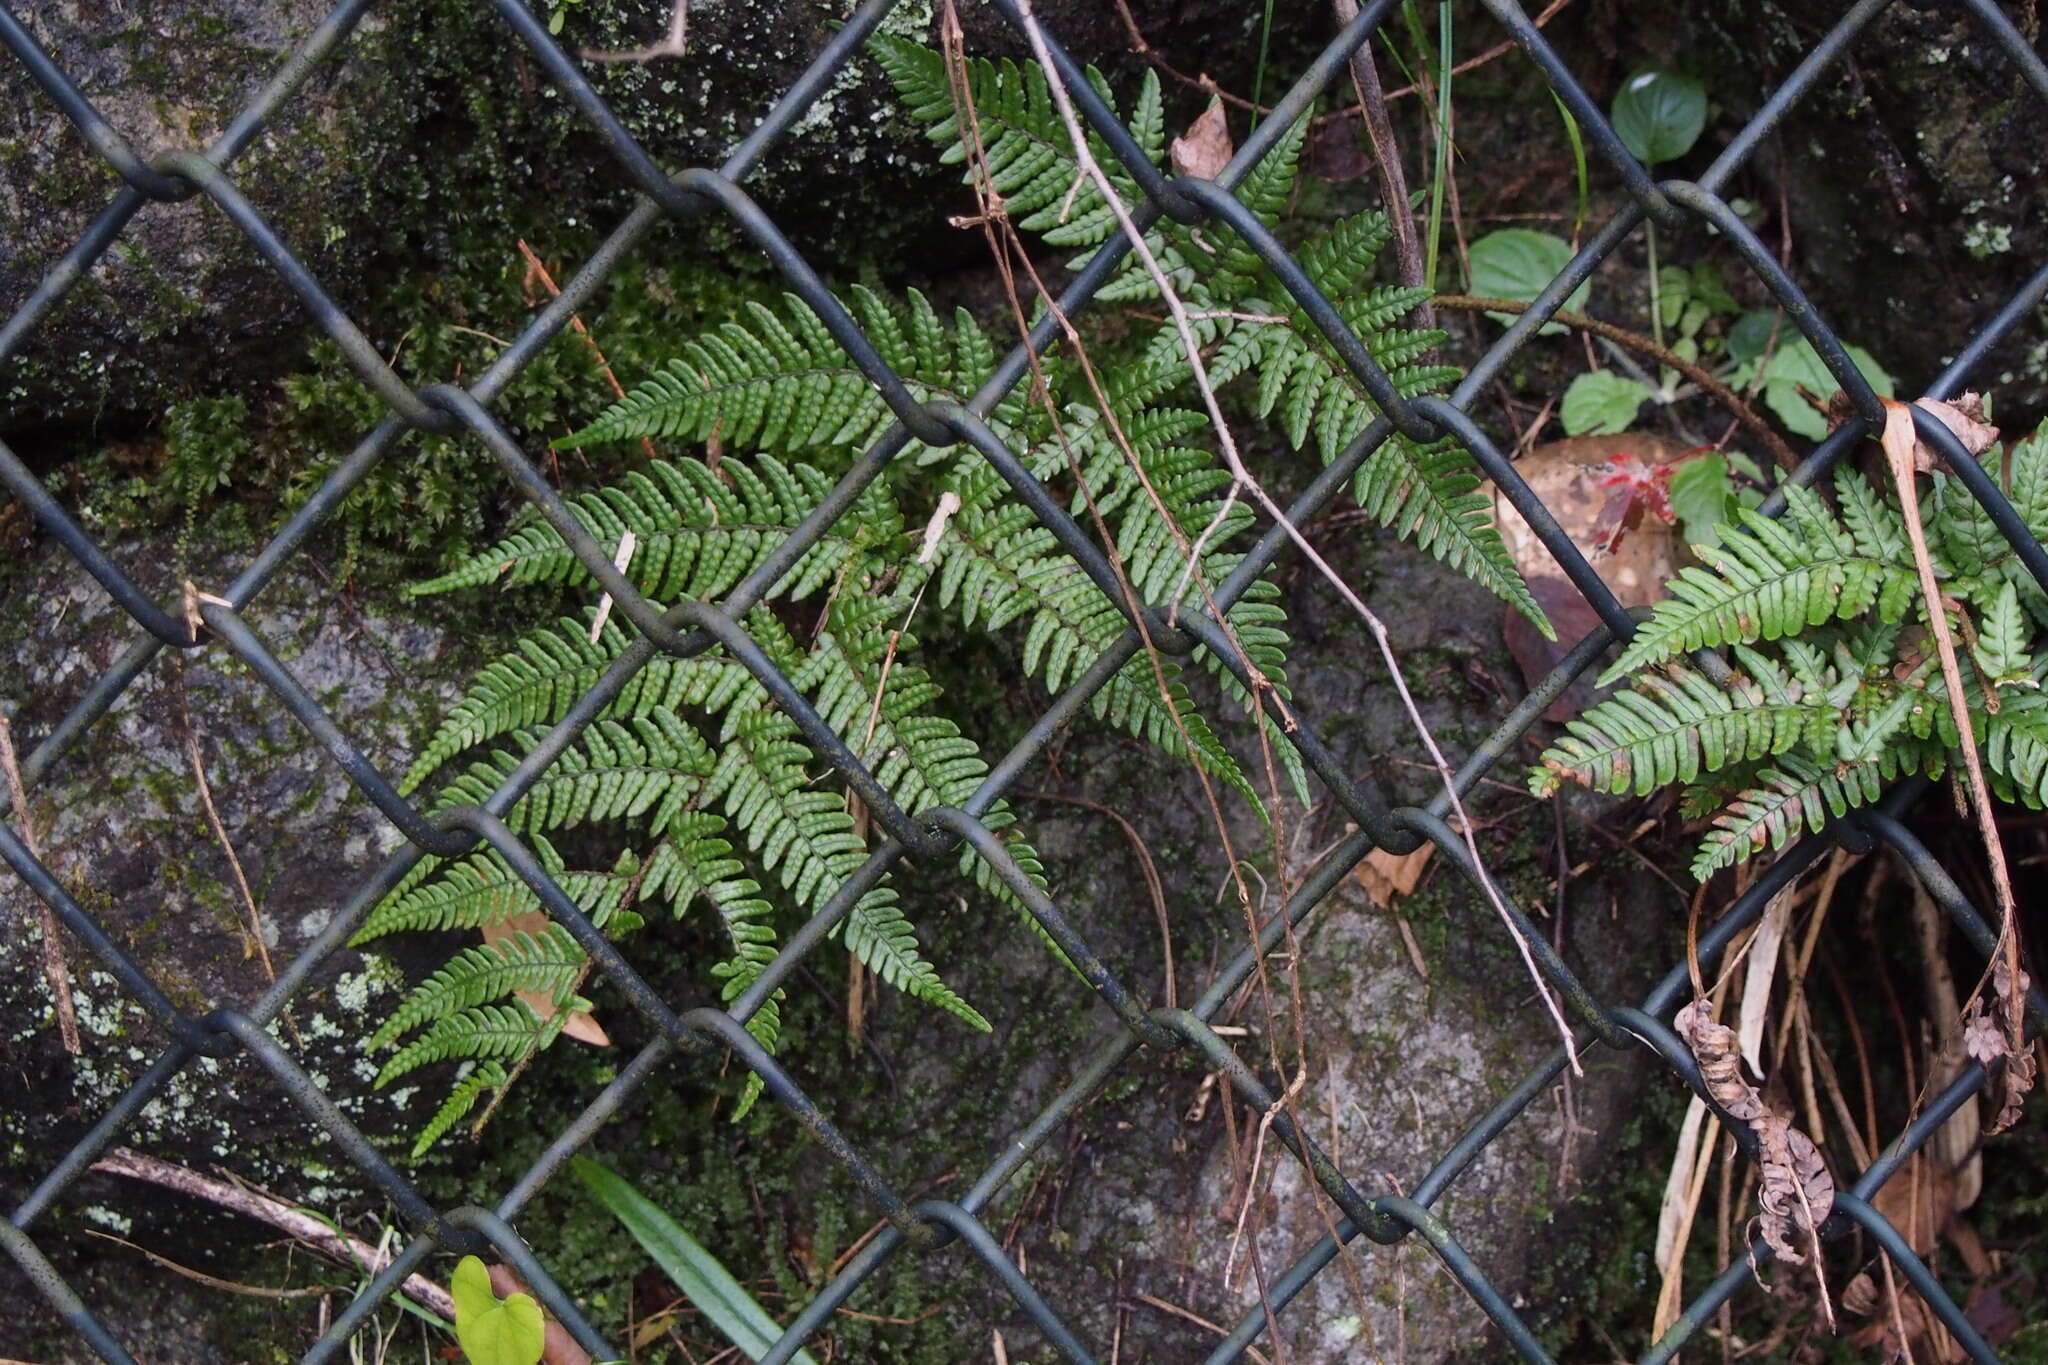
[1351,844,1434,908]
[1675,999,1836,1327]
[1910,393,2000,472]
[1169,98,1232,181]
[1305,111,1373,182]
[484,913,610,1047]
[1494,434,1685,721]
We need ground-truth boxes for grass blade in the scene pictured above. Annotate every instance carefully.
[572,1156,820,1365]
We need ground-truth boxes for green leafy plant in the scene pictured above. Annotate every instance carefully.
[1610,69,1707,168]
[1532,418,2048,881]
[358,36,1546,1152]
[573,1156,819,1365]
[1558,260,1742,436]
[451,1255,545,1365]
[1467,228,1588,334]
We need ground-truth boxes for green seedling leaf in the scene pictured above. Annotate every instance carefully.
[1612,70,1707,166]
[573,1157,819,1365]
[1739,338,1895,441]
[451,1256,545,1365]
[1668,451,1735,548]
[1727,310,1783,365]
[1468,229,1589,335]
[1561,371,1657,436]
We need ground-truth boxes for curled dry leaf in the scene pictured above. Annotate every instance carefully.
[1675,998,1835,1323]
[1169,98,1233,181]
[1911,394,2000,472]
[1983,958,2037,1133]
[1842,1271,1879,1317]
[1825,390,2000,472]
[1351,843,1434,909]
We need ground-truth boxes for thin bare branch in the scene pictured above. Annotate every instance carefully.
[580,0,687,64]
[0,713,79,1055]
[90,1147,456,1320]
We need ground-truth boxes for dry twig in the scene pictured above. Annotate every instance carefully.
[0,713,79,1054]
[1332,0,1428,316]
[90,1147,455,1320]
[580,0,687,64]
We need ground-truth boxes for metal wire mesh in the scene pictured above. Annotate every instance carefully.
[3,0,2046,1360]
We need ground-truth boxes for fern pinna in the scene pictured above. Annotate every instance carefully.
[361,35,1539,1153]
[1532,421,2048,881]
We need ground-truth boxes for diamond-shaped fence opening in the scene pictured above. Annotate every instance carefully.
[2,0,2046,1361]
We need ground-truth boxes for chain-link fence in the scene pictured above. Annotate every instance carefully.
[3,0,2047,1360]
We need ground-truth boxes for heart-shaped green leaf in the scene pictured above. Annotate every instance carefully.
[1611,70,1707,167]
[1467,229,1590,335]
[1561,371,1656,436]
[451,1256,545,1365]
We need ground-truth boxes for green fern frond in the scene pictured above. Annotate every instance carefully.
[1974,581,2032,683]
[1602,486,1906,683]
[408,455,880,602]
[1357,435,1551,637]
[645,812,787,1118]
[1690,754,1888,881]
[869,33,1155,250]
[842,885,989,1031]
[2002,419,2048,544]
[1835,466,1909,563]
[376,1001,570,1089]
[1986,681,2048,808]
[556,288,1014,456]
[430,710,716,838]
[369,925,588,1053]
[1531,655,1817,798]
[407,1062,507,1160]
[398,612,764,794]
[351,838,636,943]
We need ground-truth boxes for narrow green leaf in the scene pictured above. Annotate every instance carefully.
[572,1157,819,1365]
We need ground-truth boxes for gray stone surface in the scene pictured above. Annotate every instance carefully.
[0,0,1267,434]
[0,514,1678,1360]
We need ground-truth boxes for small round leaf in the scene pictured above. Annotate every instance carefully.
[1467,229,1590,336]
[1611,70,1706,167]
[1560,371,1656,436]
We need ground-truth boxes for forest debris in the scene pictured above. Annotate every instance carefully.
[1880,399,2034,1132]
[1675,999,1836,1326]
[89,1148,456,1320]
[587,530,637,643]
[1962,959,2035,1132]
[1350,844,1433,908]
[1169,99,1232,181]
[1838,391,1999,471]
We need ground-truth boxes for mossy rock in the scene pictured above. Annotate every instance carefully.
[0,0,1274,437]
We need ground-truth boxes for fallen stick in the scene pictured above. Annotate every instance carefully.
[89,1147,456,1321]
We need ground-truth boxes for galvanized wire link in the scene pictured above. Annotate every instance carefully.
[2,1,2045,1362]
